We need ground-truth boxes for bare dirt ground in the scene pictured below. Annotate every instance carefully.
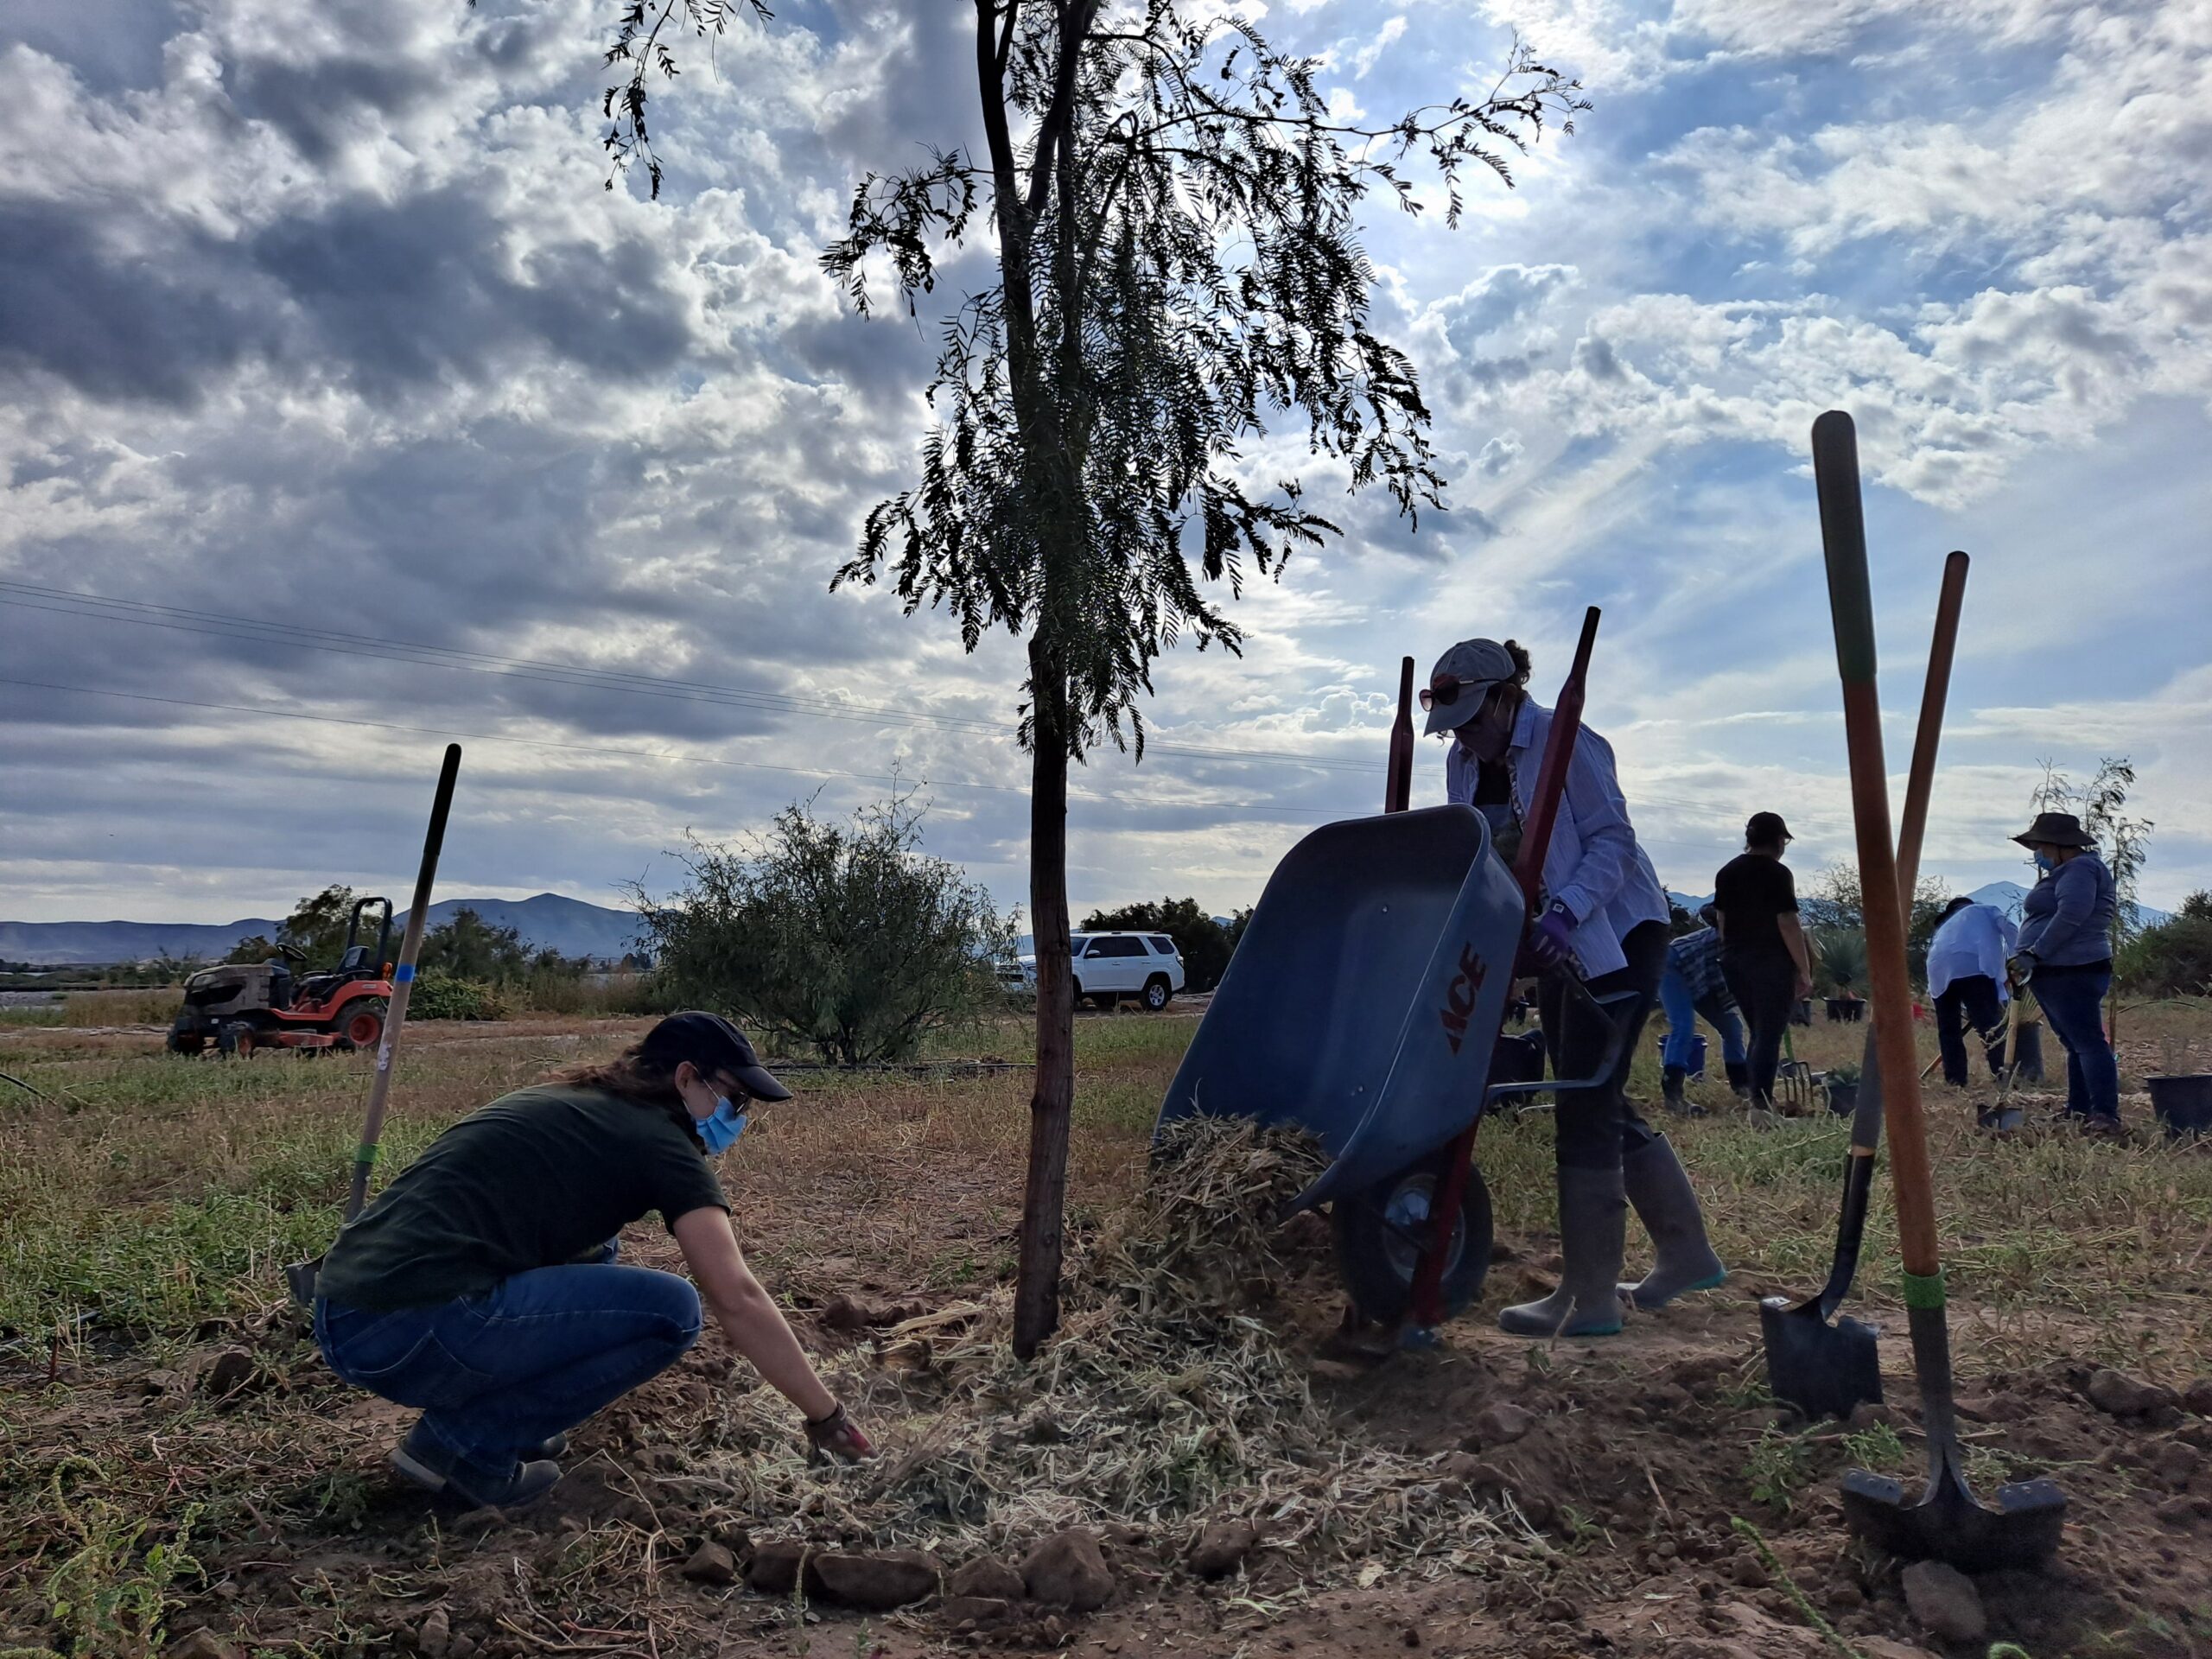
[5,1002,2212,1659]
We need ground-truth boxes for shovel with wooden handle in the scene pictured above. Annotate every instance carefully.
[1814,410,2065,1570]
[1761,549,1967,1421]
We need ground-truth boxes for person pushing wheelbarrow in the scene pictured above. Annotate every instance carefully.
[1427,637,1726,1335]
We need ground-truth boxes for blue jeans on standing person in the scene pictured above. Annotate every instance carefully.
[1657,964,1745,1073]
[2029,961,2120,1123]
[315,1254,702,1484]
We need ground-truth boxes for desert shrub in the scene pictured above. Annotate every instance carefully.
[1810,928,1867,997]
[635,794,1011,1065]
[2119,914,2212,999]
[407,975,511,1021]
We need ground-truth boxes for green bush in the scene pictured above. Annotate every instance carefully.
[2119,912,2212,999]
[408,974,511,1021]
[636,793,1011,1064]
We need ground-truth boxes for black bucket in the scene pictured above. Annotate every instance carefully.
[1827,1077,1859,1117]
[2147,1075,2212,1140]
[2012,1017,2044,1082]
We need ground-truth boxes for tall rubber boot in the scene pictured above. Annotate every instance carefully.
[1616,1135,1726,1310]
[1499,1166,1626,1338]
[1725,1058,1751,1098]
[1662,1065,1705,1118]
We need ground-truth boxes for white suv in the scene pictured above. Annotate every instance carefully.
[1001,931,1186,1010]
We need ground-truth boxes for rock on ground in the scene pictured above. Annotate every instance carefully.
[1021,1528,1114,1611]
[168,1633,239,1659]
[2183,1376,2212,1418]
[680,1541,737,1586]
[1468,1402,1535,1447]
[745,1541,808,1596]
[199,1349,256,1398]
[414,1605,451,1656]
[1901,1560,1987,1644]
[1186,1519,1257,1579]
[941,1595,1012,1627]
[948,1556,1026,1601]
[809,1548,940,1611]
[2087,1368,2177,1418]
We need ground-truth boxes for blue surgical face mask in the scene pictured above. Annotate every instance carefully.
[2033,851,2056,875]
[694,1094,748,1154]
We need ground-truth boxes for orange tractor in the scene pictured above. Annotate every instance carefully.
[167,896,395,1057]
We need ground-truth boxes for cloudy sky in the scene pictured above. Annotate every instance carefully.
[3,0,2208,931]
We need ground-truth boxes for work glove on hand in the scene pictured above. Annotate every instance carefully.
[804,1401,874,1464]
[2007,952,2037,989]
[1519,899,1578,977]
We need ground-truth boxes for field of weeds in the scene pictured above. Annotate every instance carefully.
[4,1001,2212,1659]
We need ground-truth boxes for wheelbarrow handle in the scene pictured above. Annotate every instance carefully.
[1480,984,1642,1111]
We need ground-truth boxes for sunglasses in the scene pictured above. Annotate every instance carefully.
[1419,675,1494,713]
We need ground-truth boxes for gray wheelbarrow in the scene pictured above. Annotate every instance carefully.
[1154,802,1636,1324]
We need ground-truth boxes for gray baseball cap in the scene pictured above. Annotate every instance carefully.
[1421,639,1519,735]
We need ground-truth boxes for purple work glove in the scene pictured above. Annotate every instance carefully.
[1523,899,1577,975]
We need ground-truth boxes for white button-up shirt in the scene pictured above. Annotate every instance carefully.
[1926,903,2018,1001]
[1445,698,1671,979]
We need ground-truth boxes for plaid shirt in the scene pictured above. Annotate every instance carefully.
[1668,926,1733,1004]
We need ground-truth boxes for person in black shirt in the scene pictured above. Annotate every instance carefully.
[1712,812,1814,1112]
[315,1012,871,1509]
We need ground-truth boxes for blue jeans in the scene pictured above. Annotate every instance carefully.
[2031,963,2119,1121]
[1657,964,1745,1072]
[315,1257,702,1480]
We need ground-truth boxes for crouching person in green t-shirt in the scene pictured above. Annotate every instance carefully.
[314,1011,872,1509]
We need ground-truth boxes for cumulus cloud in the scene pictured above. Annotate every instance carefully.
[0,0,2205,925]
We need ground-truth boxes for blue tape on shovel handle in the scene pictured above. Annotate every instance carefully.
[394,963,416,983]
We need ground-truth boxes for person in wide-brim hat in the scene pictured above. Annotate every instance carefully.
[312,1012,872,1510]
[2008,813,2121,1131]
[2012,811,2095,850]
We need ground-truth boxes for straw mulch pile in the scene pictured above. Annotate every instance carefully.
[690,1117,1529,1576]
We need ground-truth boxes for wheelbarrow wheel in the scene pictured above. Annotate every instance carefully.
[1332,1154,1494,1326]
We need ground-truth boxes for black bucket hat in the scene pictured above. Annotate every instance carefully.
[639,1011,792,1102]
[2012,811,2094,850]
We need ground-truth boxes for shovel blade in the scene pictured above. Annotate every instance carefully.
[1977,1106,2024,1134]
[1760,1295,1883,1421]
[1841,1465,2067,1572]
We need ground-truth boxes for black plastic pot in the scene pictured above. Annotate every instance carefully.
[2147,1075,2212,1140]
[1827,1077,1859,1116]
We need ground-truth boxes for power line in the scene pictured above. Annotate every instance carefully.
[0,676,1349,821]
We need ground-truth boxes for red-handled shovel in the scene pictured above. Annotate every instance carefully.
[1814,410,2064,1571]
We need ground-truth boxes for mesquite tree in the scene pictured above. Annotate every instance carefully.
[596,0,1581,1355]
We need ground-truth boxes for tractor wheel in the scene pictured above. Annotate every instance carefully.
[1332,1154,1494,1326]
[167,1026,206,1057]
[338,999,387,1052]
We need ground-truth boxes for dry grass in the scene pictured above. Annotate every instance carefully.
[6,1000,2212,1656]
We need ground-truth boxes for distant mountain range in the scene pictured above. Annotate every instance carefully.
[0,893,642,967]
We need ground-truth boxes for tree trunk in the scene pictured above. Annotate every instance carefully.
[1013,633,1076,1359]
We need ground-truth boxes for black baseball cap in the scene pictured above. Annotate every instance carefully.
[638,1012,792,1102]
[1746,811,1792,848]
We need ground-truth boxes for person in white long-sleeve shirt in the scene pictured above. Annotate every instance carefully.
[1427,636,1724,1338]
[1925,896,2018,1088]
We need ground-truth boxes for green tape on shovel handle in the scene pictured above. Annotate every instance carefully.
[1902,1269,1945,1311]
[1812,411,1877,683]
[354,1144,381,1166]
